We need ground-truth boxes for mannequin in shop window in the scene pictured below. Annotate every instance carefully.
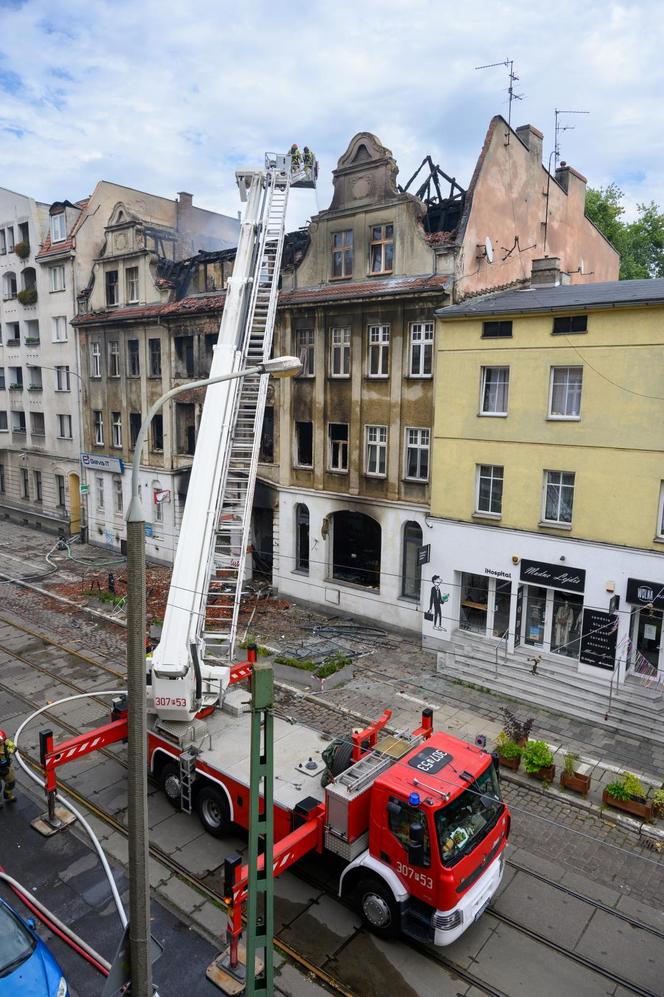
[554,599,575,649]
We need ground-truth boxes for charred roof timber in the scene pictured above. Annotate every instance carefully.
[399,156,466,236]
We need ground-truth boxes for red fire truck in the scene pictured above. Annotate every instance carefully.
[38,150,509,950]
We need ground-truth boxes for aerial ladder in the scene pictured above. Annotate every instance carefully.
[150,152,315,723]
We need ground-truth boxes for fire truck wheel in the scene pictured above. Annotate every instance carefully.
[355,876,400,938]
[196,784,231,837]
[160,762,182,809]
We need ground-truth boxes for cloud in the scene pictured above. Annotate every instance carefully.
[0,0,662,229]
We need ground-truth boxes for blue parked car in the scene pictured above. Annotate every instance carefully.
[0,897,67,996]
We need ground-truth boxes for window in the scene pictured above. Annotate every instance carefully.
[106,270,119,306]
[551,591,583,659]
[90,342,101,378]
[259,406,274,462]
[480,366,509,415]
[126,266,139,303]
[9,366,23,388]
[295,329,315,376]
[28,366,42,390]
[295,421,313,467]
[482,320,512,338]
[113,476,123,514]
[95,475,104,510]
[25,319,39,343]
[549,367,582,419]
[111,412,122,448]
[460,572,489,634]
[332,230,353,278]
[149,338,162,377]
[328,423,348,471]
[0,412,6,432]
[409,323,433,377]
[405,428,430,481]
[20,468,29,499]
[153,481,164,522]
[553,315,587,334]
[130,412,142,449]
[543,470,575,525]
[30,412,45,437]
[330,328,350,377]
[402,521,423,600]
[295,503,310,572]
[365,425,388,476]
[174,335,194,378]
[55,473,65,508]
[93,410,104,446]
[33,470,42,502]
[50,316,67,344]
[151,413,164,451]
[3,272,17,300]
[387,795,430,867]
[370,223,394,274]
[127,339,140,377]
[55,365,70,391]
[0,230,5,254]
[659,483,664,539]
[332,510,381,588]
[12,411,26,433]
[109,341,120,377]
[0,368,4,390]
[50,213,66,243]
[49,265,65,292]
[6,227,14,252]
[6,321,19,343]
[367,325,389,377]
[0,464,4,492]
[56,413,72,439]
[476,464,503,515]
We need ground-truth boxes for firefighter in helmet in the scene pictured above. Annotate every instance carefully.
[289,143,302,171]
[0,729,16,805]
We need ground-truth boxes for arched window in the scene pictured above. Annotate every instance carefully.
[332,510,381,588]
[21,267,36,290]
[295,503,310,573]
[402,521,423,599]
[2,272,17,300]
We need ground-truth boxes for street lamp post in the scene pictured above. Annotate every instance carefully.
[125,356,301,997]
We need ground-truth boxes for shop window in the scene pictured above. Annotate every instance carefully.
[332,510,381,588]
[551,591,583,659]
[95,475,104,511]
[523,585,547,647]
[295,503,310,572]
[401,521,422,600]
[459,573,489,634]
[628,607,662,678]
[493,580,512,638]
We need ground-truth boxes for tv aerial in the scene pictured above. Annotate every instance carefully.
[554,108,589,169]
[475,58,524,130]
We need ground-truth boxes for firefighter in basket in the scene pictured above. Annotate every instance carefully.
[0,729,17,805]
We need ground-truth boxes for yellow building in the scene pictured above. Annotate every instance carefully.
[423,262,664,703]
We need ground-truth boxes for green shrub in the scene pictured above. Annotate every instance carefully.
[14,240,30,259]
[653,788,664,818]
[605,779,632,801]
[563,752,579,776]
[495,732,522,760]
[274,652,352,679]
[238,638,271,657]
[521,740,554,774]
[17,287,37,305]
[500,707,533,744]
[621,772,646,799]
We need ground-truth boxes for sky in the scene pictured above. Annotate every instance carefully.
[0,0,662,232]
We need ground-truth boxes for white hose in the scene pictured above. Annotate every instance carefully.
[13,691,128,929]
[0,870,112,971]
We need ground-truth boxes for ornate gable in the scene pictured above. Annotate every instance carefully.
[329,132,400,211]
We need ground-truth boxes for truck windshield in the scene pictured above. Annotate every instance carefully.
[435,764,503,867]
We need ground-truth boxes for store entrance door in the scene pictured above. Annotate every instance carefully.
[629,608,662,676]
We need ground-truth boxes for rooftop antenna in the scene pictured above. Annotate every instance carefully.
[475,58,523,134]
[554,108,589,169]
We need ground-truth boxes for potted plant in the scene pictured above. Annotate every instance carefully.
[522,740,555,782]
[602,772,653,822]
[560,752,591,796]
[499,707,533,747]
[653,788,664,820]
[17,287,37,305]
[495,731,522,771]
[14,240,30,259]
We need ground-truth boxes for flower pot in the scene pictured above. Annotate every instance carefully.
[528,764,555,782]
[560,771,591,796]
[602,789,653,823]
[498,754,520,771]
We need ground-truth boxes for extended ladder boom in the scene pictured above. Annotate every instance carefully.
[151,153,315,721]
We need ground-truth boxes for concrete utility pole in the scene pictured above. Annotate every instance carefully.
[125,356,301,997]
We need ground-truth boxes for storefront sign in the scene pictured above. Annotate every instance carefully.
[80,452,125,474]
[484,567,512,579]
[514,585,524,647]
[626,577,664,611]
[520,558,585,594]
[579,608,618,670]
[417,544,431,565]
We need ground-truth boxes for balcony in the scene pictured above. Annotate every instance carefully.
[9,383,23,391]
[27,384,42,392]
[6,339,20,347]
[24,337,40,346]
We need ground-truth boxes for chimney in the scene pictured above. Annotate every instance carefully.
[515,124,543,163]
[177,191,193,209]
[555,162,587,206]
[531,257,562,286]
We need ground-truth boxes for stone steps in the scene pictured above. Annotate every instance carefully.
[438,635,664,745]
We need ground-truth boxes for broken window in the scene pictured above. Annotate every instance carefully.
[295,329,315,376]
[328,423,348,471]
[409,323,433,377]
[295,503,310,572]
[106,270,119,306]
[129,412,142,449]
[365,425,388,476]
[330,328,350,377]
[259,406,274,462]
[176,402,196,455]
[370,224,393,274]
[295,421,313,467]
[402,521,423,599]
[149,338,162,377]
[332,510,381,588]
[175,336,195,378]
[151,413,164,451]
[367,325,389,377]
[127,339,140,377]
[332,230,353,278]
